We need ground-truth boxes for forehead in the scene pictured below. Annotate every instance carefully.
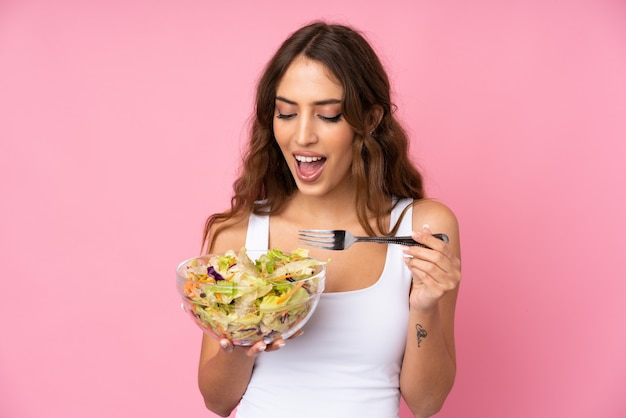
[276,56,343,100]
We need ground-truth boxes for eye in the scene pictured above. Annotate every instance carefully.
[319,113,342,123]
[276,112,296,120]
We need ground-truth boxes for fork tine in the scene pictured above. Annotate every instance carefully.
[298,229,346,251]
[298,233,334,240]
[298,229,335,234]
[298,232,335,240]
[298,233,335,241]
[298,235,335,246]
[298,236,336,245]
[298,241,336,250]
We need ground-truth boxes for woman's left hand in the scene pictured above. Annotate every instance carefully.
[402,225,462,311]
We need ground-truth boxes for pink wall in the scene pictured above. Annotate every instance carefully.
[1,0,625,417]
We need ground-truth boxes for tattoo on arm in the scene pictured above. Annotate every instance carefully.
[415,324,428,348]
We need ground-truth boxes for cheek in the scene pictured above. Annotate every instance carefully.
[338,129,355,156]
[273,126,289,150]
[334,138,354,170]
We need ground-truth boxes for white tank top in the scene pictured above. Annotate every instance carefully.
[237,198,414,418]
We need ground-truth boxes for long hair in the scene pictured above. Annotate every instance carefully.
[202,21,424,253]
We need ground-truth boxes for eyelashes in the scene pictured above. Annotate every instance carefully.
[276,113,343,123]
[319,114,342,123]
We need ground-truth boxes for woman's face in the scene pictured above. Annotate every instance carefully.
[274,56,355,198]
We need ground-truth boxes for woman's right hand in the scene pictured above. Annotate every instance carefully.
[218,338,287,357]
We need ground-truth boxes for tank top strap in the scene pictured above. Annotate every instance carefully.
[391,197,414,235]
[245,212,269,261]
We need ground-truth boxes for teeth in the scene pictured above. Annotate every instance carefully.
[295,155,323,163]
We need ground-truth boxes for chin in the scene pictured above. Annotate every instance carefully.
[294,182,327,197]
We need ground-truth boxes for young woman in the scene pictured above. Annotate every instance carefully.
[197,21,462,418]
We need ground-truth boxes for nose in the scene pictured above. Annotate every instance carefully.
[294,117,318,146]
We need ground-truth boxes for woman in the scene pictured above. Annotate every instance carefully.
[198,21,461,418]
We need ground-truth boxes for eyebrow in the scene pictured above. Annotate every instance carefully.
[275,96,343,106]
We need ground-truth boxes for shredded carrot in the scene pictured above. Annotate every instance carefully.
[213,321,230,338]
[236,328,260,339]
[275,281,304,305]
[183,282,199,297]
[270,273,293,281]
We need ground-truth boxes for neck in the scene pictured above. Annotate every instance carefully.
[287,190,359,227]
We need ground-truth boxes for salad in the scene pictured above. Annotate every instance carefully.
[179,248,326,345]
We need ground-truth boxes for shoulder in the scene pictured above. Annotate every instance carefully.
[410,198,460,241]
[411,198,457,223]
[208,212,250,254]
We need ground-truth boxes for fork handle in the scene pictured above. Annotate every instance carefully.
[360,233,449,247]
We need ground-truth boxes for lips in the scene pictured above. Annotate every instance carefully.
[294,154,326,182]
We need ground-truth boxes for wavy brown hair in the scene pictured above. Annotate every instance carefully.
[202,21,424,253]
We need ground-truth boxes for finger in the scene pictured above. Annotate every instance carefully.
[411,226,449,253]
[264,338,286,352]
[402,242,451,274]
[405,231,454,265]
[288,329,304,340]
[219,339,233,353]
[404,255,445,283]
[404,256,457,291]
[245,341,268,357]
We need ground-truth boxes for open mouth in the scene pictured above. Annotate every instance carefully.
[294,155,326,182]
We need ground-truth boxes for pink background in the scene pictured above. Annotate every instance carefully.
[1,0,625,417]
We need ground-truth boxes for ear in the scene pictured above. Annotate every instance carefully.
[367,105,384,134]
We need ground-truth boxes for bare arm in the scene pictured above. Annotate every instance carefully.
[196,216,285,416]
[198,335,258,416]
[196,217,258,415]
[399,200,462,417]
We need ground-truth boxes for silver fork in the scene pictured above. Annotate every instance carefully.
[298,229,449,251]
